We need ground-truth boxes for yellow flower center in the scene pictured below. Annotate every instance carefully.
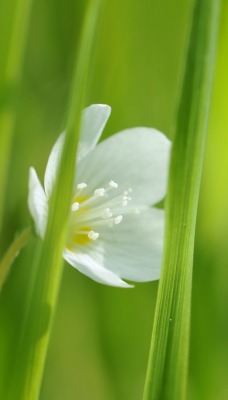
[67,227,91,249]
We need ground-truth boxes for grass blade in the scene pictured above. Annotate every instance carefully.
[0,0,33,230]
[143,1,221,399]
[8,1,103,399]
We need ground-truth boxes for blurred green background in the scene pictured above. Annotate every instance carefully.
[0,0,227,399]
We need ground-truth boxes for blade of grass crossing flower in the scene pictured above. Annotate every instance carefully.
[8,1,104,399]
[0,0,33,231]
[143,1,221,400]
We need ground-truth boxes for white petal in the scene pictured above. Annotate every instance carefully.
[82,208,165,282]
[76,128,171,206]
[44,133,65,198]
[28,167,48,238]
[77,104,111,161]
[63,249,132,288]
[44,104,111,197]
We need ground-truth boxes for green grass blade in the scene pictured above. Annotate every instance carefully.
[8,1,103,399]
[143,1,221,399]
[0,227,33,290]
[0,0,33,230]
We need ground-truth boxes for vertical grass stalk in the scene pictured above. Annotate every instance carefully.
[0,0,33,231]
[143,1,221,399]
[8,1,104,399]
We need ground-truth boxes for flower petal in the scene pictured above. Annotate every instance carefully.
[79,207,165,282]
[76,128,171,206]
[44,104,111,197]
[63,249,133,288]
[28,167,48,238]
[78,104,111,161]
[44,133,64,198]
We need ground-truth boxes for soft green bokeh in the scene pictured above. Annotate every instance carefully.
[0,1,227,399]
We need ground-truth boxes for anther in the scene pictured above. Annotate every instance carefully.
[109,180,118,188]
[77,182,87,189]
[94,188,105,196]
[88,230,99,240]
[114,215,123,225]
[71,202,79,211]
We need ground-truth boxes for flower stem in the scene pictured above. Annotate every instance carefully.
[0,227,33,290]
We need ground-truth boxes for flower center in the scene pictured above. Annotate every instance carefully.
[66,180,135,249]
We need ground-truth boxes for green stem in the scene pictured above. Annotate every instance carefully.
[0,227,33,290]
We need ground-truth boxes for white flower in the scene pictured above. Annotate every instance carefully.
[28,104,171,287]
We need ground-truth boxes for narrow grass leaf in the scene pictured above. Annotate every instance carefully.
[8,1,104,399]
[0,0,33,230]
[143,1,221,399]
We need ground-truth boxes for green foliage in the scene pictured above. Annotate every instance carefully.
[0,1,226,400]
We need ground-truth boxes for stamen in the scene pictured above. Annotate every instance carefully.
[77,182,87,189]
[109,180,118,188]
[89,192,128,211]
[73,229,90,235]
[94,188,105,196]
[102,208,112,218]
[71,202,79,211]
[123,195,131,201]
[70,181,134,246]
[88,230,99,240]
[114,215,123,225]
